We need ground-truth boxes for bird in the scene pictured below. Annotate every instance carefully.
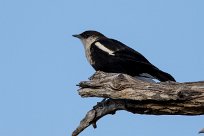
[73,30,176,82]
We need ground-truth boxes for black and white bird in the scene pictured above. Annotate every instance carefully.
[73,30,176,82]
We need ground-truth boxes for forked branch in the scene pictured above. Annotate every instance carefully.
[72,71,204,136]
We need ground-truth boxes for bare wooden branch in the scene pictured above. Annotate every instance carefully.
[72,71,204,136]
[72,99,125,136]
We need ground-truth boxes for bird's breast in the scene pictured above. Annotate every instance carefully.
[85,47,94,65]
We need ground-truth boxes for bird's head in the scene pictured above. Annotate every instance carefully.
[73,30,106,48]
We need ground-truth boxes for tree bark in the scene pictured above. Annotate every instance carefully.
[72,71,204,136]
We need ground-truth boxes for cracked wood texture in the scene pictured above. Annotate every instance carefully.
[72,71,204,136]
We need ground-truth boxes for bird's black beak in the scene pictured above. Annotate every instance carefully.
[72,34,82,39]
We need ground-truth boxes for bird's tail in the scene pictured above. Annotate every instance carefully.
[153,70,176,82]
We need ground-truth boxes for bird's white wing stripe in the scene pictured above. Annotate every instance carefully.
[95,42,115,56]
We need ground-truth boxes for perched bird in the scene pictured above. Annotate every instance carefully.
[73,30,176,82]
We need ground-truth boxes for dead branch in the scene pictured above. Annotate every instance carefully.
[72,71,204,136]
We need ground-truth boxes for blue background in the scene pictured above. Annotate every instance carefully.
[0,0,203,136]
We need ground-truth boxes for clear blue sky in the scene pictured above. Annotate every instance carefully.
[0,0,203,136]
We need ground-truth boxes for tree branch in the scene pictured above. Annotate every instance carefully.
[72,71,204,136]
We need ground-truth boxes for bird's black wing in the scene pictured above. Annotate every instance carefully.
[96,38,152,64]
[91,38,176,81]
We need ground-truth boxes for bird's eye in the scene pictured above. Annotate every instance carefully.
[80,32,91,38]
[83,33,90,38]
[86,34,90,37]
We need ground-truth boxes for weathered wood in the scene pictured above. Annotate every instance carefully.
[72,71,204,136]
[72,99,124,136]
